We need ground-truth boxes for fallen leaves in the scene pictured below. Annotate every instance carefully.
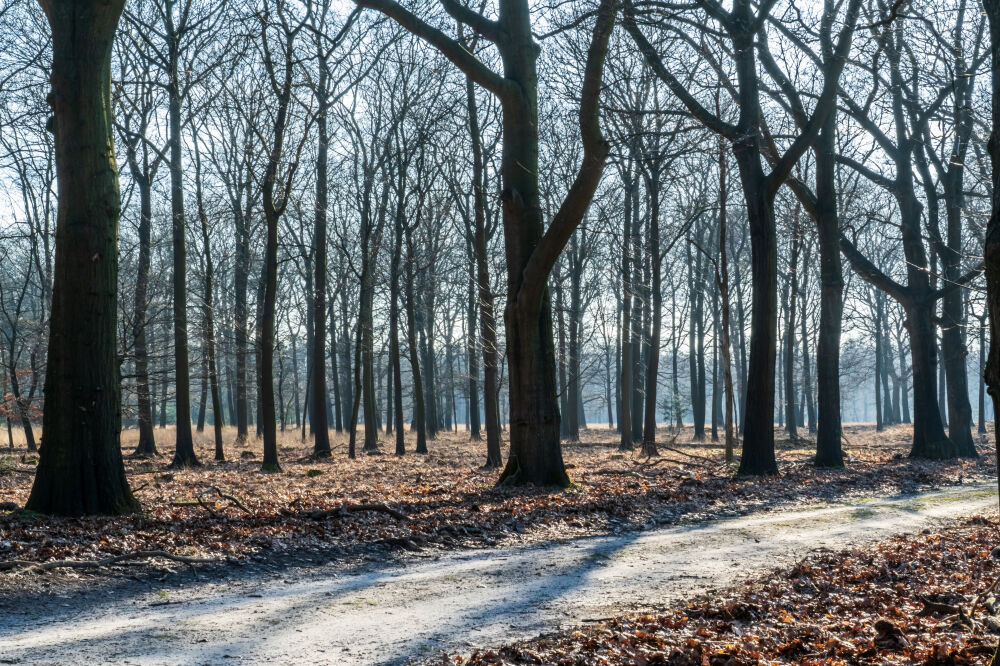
[0,423,993,586]
[442,516,1000,665]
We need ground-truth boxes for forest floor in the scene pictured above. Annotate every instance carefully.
[0,423,993,579]
[0,477,994,665]
[0,423,997,664]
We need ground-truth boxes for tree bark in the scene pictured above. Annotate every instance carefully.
[194,139,224,461]
[783,209,800,441]
[466,70,502,466]
[27,0,139,515]
[311,74,332,456]
[165,6,197,468]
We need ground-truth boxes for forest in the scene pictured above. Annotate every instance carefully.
[2,0,1000,663]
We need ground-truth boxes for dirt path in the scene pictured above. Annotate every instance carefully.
[0,482,995,666]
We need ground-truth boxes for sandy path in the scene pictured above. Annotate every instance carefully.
[0,482,995,666]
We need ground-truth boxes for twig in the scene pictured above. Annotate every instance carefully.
[658,444,720,467]
[0,549,221,573]
[201,486,254,516]
[970,576,1000,619]
[917,595,962,616]
[174,487,254,518]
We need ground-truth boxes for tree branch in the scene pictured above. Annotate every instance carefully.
[353,0,511,99]
[517,0,618,314]
[438,0,500,41]
[621,0,738,139]
[839,233,910,304]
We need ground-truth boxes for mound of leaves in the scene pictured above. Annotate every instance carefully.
[442,516,1000,665]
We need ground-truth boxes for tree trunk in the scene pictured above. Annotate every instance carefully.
[908,300,957,459]
[556,275,569,439]
[194,140,224,461]
[630,192,645,444]
[783,211,800,441]
[981,3,1000,663]
[390,220,405,456]
[618,177,634,451]
[496,10,571,486]
[717,140,736,463]
[465,70,502,466]
[404,230,428,454]
[981,314,988,434]
[127,156,156,457]
[641,174,661,456]
[736,166,778,476]
[813,113,844,465]
[330,300,343,432]
[27,0,139,515]
[567,239,584,442]
[166,16,197,468]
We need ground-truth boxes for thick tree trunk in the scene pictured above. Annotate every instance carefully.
[981,4,1000,663]
[736,168,778,476]
[496,13,571,486]
[908,300,956,459]
[359,0,614,487]
[27,0,139,515]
